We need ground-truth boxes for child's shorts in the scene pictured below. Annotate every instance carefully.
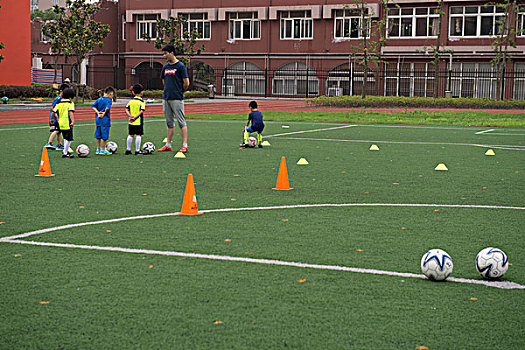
[128,124,144,136]
[246,126,263,134]
[61,128,73,141]
[49,122,60,133]
[94,126,110,140]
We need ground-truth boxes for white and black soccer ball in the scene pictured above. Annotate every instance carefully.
[476,247,508,280]
[76,144,90,157]
[247,136,257,148]
[142,142,155,154]
[421,249,454,281]
[106,141,118,153]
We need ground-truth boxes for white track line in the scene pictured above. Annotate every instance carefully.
[475,129,495,135]
[1,202,524,290]
[274,136,525,151]
[2,239,523,290]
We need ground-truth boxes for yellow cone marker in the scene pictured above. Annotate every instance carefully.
[297,158,309,165]
[485,149,495,156]
[162,137,168,143]
[435,163,448,171]
[261,140,271,146]
[174,152,186,159]
[369,144,379,151]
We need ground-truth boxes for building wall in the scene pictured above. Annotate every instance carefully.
[0,0,31,85]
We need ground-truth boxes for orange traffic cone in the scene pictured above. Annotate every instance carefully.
[35,147,55,177]
[272,156,293,191]
[177,173,202,215]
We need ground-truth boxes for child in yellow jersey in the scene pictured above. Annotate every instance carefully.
[51,88,76,158]
[125,84,146,155]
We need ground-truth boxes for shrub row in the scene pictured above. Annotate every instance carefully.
[307,95,525,110]
[0,85,208,100]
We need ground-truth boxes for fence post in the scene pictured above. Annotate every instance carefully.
[264,68,268,98]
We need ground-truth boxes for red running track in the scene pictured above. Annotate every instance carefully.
[0,99,523,125]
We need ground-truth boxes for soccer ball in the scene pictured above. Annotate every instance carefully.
[142,142,155,154]
[420,249,454,281]
[247,136,257,148]
[76,144,90,157]
[476,247,508,280]
[106,141,118,153]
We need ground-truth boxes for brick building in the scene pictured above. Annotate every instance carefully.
[31,0,525,99]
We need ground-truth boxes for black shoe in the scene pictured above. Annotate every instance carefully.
[239,143,248,148]
[135,150,145,155]
[125,150,132,155]
[62,153,74,158]
[258,144,263,148]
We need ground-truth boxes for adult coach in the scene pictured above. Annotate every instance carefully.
[158,44,190,153]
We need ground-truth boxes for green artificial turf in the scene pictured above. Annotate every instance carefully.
[180,110,525,128]
[0,116,523,349]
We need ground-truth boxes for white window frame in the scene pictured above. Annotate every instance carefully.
[181,13,211,40]
[517,6,525,37]
[333,9,369,39]
[228,12,260,40]
[387,7,439,38]
[136,14,160,41]
[122,15,126,41]
[280,10,313,40]
[384,62,435,97]
[449,5,505,38]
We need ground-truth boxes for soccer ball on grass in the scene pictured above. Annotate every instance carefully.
[247,136,257,148]
[76,144,90,157]
[420,249,453,281]
[142,142,155,154]
[106,141,118,153]
[476,247,508,280]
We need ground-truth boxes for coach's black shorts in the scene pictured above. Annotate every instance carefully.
[61,128,73,141]
[49,122,61,133]
[128,124,144,136]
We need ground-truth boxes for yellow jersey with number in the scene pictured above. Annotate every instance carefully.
[52,99,75,130]
[126,97,145,126]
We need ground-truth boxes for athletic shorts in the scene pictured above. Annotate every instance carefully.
[61,128,73,141]
[128,124,144,136]
[163,99,186,128]
[246,126,263,134]
[49,122,60,133]
[94,126,110,140]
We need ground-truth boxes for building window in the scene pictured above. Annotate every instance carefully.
[181,13,211,40]
[387,7,439,38]
[272,62,318,96]
[449,5,505,37]
[136,14,160,40]
[334,9,369,39]
[385,62,435,97]
[450,63,498,98]
[280,10,313,40]
[223,62,265,95]
[517,6,525,37]
[122,15,126,41]
[229,12,260,40]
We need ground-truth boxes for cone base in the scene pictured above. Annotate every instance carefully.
[272,187,293,191]
[35,174,55,177]
[177,211,203,216]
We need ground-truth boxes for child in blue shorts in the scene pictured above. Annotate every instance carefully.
[91,86,115,155]
[240,100,264,148]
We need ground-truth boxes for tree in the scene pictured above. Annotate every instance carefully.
[42,16,67,83]
[31,8,60,21]
[348,0,390,99]
[44,0,110,87]
[141,15,204,64]
[490,0,517,100]
[417,0,453,98]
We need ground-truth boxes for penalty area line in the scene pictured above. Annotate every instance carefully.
[2,239,524,290]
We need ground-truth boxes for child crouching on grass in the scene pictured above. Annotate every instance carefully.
[125,84,146,155]
[51,88,75,158]
[240,100,264,148]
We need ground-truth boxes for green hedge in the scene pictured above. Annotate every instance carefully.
[307,95,525,110]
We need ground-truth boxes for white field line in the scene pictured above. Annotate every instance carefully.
[1,203,524,290]
[475,129,495,135]
[2,202,524,242]
[2,239,524,290]
[266,124,358,138]
[274,136,525,151]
